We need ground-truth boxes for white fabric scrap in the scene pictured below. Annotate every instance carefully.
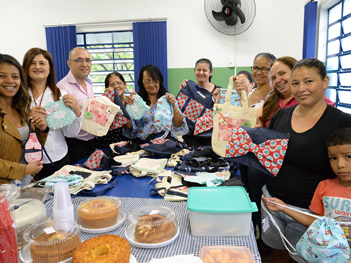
[149,254,203,263]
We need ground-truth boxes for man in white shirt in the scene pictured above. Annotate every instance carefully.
[57,47,95,164]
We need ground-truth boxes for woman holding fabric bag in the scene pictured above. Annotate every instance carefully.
[257,58,351,262]
[0,54,49,186]
[22,48,81,180]
[96,71,131,148]
[124,64,188,150]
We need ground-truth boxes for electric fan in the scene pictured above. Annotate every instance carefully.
[205,0,256,35]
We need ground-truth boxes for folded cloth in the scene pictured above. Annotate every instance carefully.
[113,152,140,166]
[41,174,83,188]
[130,158,167,177]
[149,255,203,263]
[126,94,149,120]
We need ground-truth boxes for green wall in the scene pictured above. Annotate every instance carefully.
[167,67,252,96]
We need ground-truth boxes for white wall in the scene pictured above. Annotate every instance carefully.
[1,0,308,68]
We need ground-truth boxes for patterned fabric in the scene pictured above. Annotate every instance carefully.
[124,101,188,141]
[126,94,149,120]
[194,115,213,135]
[140,138,170,148]
[96,128,124,149]
[296,217,350,262]
[218,89,241,106]
[102,90,130,131]
[225,127,289,176]
[23,133,43,163]
[154,95,173,131]
[44,98,76,130]
[84,99,114,126]
[83,149,106,170]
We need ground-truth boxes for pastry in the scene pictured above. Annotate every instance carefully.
[134,214,177,243]
[73,234,130,263]
[78,198,119,229]
[30,230,80,262]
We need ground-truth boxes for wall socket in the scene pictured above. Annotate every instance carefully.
[229,58,235,68]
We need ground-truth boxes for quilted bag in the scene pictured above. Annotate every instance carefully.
[44,98,76,130]
[81,96,120,136]
[102,89,130,131]
[176,79,217,137]
[154,95,173,131]
[83,149,121,170]
[212,76,258,157]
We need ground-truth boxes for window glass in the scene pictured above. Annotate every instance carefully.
[339,72,351,86]
[340,54,351,69]
[328,72,338,87]
[326,88,337,102]
[327,39,340,55]
[328,22,341,40]
[341,35,351,51]
[327,56,339,71]
[329,3,342,24]
[338,90,351,104]
[342,16,351,34]
[86,33,112,45]
[344,0,351,16]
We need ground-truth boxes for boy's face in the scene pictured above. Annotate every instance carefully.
[328,144,351,187]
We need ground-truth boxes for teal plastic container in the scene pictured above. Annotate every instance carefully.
[187,186,258,236]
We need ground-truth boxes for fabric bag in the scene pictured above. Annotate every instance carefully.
[44,97,76,130]
[22,119,52,164]
[212,76,258,157]
[154,95,173,132]
[102,89,130,131]
[218,88,241,106]
[81,149,121,170]
[126,94,149,120]
[176,79,217,137]
[81,96,120,136]
[262,199,350,263]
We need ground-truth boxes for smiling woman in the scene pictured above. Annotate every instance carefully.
[22,48,82,181]
[0,54,49,186]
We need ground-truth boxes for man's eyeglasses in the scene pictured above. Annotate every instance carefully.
[109,82,124,88]
[70,58,92,64]
[143,80,159,86]
[251,66,270,74]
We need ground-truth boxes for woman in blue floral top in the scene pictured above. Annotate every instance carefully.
[125,64,188,143]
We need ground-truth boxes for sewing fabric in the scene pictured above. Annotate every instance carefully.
[45,98,76,130]
[126,94,149,120]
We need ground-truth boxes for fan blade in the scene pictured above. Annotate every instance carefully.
[212,10,227,21]
[232,6,246,24]
[225,13,238,26]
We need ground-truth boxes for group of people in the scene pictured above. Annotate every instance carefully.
[1,46,351,262]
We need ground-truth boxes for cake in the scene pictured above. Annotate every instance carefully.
[134,214,177,243]
[78,198,119,229]
[30,230,80,262]
[72,234,130,263]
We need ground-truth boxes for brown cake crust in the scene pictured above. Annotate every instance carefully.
[72,234,130,263]
[78,199,118,229]
[30,230,80,262]
[134,214,177,244]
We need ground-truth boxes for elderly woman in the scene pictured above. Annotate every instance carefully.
[125,64,188,148]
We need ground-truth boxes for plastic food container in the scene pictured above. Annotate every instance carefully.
[20,220,81,263]
[187,186,258,236]
[14,198,47,250]
[125,205,179,248]
[200,245,255,263]
[77,196,122,230]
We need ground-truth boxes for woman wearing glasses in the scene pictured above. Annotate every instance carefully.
[96,72,130,148]
[125,64,188,148]
[22,48,81,180]
[247,53,276,108]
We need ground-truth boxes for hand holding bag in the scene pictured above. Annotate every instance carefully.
[212,76,258,157]
[81,96,120,136]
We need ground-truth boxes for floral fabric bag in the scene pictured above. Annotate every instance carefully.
[44,98,76,130]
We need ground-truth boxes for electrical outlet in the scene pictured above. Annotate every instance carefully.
[229,58,234,68]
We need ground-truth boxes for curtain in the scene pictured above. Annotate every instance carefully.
[302,1,318,59]
[133,21,168,92]
[45,26,77,82]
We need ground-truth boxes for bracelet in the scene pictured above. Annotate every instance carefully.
[174,108,179,114]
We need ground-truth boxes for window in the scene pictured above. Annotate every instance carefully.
[327,0,351,113]
[77,31,134,95]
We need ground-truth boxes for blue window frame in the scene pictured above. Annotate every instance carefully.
[327,0,351,113]
[77,31,134,95]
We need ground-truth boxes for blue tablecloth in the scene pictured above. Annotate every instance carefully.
[44,195,261,263]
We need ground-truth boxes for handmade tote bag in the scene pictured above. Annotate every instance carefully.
[44,98,76,130]
[176,79,217,137]
[212,76,258,157]
[81,96,120,136]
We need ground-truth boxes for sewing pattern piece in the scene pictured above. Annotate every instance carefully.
[154,96,173,131]
[126,94,149,120]
[225,127,288,176]
[45,98,76,130]
[84,99,113,126]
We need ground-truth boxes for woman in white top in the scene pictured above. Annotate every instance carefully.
[22,48,82,180]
